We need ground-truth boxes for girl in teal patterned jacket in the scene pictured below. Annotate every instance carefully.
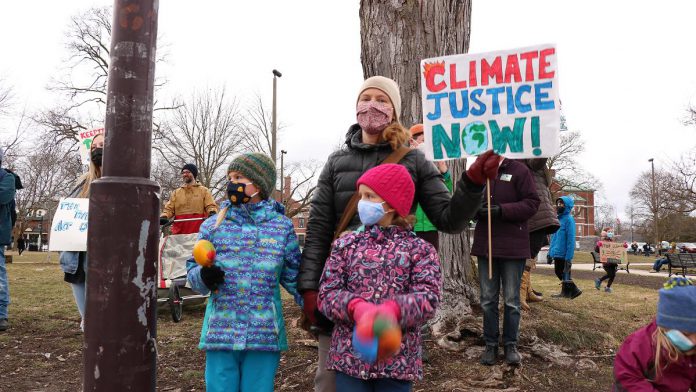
[187,153,302,392]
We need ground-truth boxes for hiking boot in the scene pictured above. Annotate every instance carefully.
[531,288,543,297]
[552,282,569,298]
[594,278,601,290]
[480,345,498,366]
[0,319,8,331]
[504,345,521,365]
[605,287,613,293]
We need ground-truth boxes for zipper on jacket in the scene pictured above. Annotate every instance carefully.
[271,301,280,336]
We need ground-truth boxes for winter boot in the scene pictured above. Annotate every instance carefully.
[551,282,570,298]
[566,280,583,299]
[504,344,521,365]
[480,345,499,366]
[520,270,531,311]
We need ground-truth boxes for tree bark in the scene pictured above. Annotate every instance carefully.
[360,0,479,346]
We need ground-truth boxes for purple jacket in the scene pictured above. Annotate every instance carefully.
[614,320,696,391]
[318,225,441,381]
[472,159,540,259]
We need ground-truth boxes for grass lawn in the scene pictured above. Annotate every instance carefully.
[0,251,662,391]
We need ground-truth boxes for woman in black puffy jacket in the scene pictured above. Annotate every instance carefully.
[298,75,500,392]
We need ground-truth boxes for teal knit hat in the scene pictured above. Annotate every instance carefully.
[227,153,276,199]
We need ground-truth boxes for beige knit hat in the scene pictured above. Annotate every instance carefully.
[356,76,401,124]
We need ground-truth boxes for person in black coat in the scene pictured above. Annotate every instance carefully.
[472,158,540,366]
[299,75,501,392]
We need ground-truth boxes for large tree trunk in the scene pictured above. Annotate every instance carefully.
[360,0,479,347]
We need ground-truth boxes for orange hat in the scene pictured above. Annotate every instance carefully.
[410,124,424,137]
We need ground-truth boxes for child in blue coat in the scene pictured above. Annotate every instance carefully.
[548,195,581,298]
[187,153,302,392]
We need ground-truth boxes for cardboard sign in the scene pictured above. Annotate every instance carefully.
[599,242,627,264]
[78,128,105,165]
[49,198,89,252]
[420,44,560,160]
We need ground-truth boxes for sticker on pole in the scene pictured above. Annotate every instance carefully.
[49,198,89,252]
[78,127,105,165]
[420,44,560,160]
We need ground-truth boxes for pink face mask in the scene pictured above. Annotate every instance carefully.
[356,101,393,135]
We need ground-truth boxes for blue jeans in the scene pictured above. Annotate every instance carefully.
[205,350,280,392]
[335,372,412,392]
[478,258,526,347]
[0,247,8,319]
[653,258,669,272]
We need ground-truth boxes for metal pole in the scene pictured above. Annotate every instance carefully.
[272,75,277,163]
[271,69,282,164]
[84,1,160,391]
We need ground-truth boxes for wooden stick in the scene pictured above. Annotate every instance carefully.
[487,178,492,280]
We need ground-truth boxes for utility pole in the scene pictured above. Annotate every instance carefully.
[84,1,160,391]
[280,150,287,204]
[271,69,282,163]
[649,158,658,248]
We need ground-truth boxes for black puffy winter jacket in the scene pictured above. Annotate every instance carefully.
[298,124,484,293]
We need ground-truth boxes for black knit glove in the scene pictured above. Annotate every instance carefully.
[159,216,170,225]
[476,204,502,220]
[200,265,225,292]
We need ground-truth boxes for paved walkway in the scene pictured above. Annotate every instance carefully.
[536,262,672,278]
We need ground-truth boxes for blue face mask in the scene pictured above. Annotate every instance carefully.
[358,200,387,226]
[665,330,696,352]
[607,232,614,239]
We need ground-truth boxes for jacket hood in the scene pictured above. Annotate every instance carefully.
[557,195,574,216]
[345,124,392,152]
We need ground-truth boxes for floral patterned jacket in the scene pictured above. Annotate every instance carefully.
[318,225,441,381]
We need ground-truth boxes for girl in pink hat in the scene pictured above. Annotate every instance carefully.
[318,164,441,391]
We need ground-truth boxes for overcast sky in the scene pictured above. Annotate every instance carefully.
[1,1,695,220]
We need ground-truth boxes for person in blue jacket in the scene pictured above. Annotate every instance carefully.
[187,152,302,392]
[548,195,582,299]
[0,148,17,331]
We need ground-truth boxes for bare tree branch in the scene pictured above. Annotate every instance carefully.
[153,87,244,197]
[41,5,169,148]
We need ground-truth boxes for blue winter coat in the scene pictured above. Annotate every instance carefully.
[548,195,576,261]
[0,169,16,246]
[187,199,302,352]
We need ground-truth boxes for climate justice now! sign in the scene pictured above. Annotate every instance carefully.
[419,44,560,160]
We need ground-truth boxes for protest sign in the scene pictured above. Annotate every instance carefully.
[78,127,105,165]
[599,242,627,264]
[49,198,89,252]
[420,44,560,160]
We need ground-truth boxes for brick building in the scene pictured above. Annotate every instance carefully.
[16,208,51,251]
[273,176,309,248]
[550,182,596,239]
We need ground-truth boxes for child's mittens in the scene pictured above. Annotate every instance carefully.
[200,265,225,292]
[349,299,402,364]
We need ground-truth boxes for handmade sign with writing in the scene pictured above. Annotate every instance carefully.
[599,242,627,265]
[49,198,89,252]
[420,44,560,160]
[78,127,105,165]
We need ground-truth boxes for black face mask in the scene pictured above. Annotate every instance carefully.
[91,148,103,167]
[227,181,254,205]
[557,206,565,214]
